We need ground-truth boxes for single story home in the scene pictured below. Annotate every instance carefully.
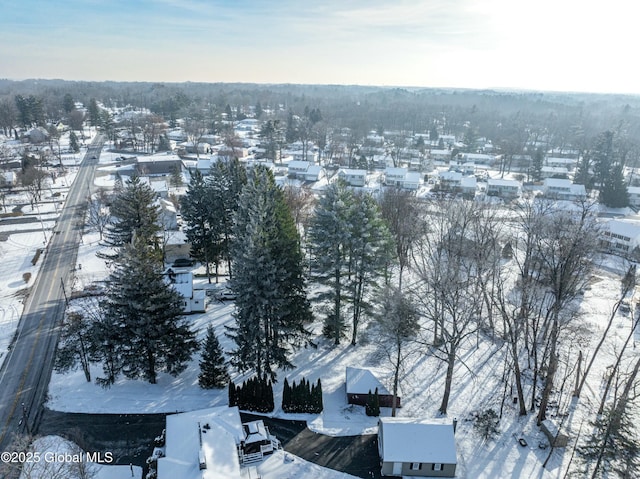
[429,149,453,162]
[346,367,400,408]
[378,418,457,477]
[545,157,577,170]
[136,156,183,177]
[459,152,495,166]
[540,166,569,179]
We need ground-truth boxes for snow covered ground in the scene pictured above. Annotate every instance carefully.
[3,129,639,477]
[46,226,640,477]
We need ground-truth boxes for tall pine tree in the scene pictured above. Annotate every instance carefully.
[309,180,353,344]
[198,325,229,389]
[181,170,223,282]
[100,238,198,384]
[227,166,312,381]
[105,174,161,248]
[310,182,393,345]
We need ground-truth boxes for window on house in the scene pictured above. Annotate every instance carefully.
[432,463,443,471]
[410,463,422,471]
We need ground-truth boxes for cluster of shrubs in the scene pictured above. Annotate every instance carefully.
[282,377,323,413]
[365,388,381,417]
[228,376,274,413]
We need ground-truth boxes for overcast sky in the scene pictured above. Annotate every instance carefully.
[1,0,637,94]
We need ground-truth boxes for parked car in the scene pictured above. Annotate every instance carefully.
[172,258,194,267]
[216,288,237,301]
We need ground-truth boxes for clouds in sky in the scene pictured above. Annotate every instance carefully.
[0,0,637,94]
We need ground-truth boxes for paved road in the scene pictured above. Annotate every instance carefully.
[0,137,104,461]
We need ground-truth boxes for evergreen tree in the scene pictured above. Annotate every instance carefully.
[592,130,615,190]
[227,166,312,381]
[88,98,101,127]
[181,169,223,282]
[473,409,500,441]
[309,181,353,344]
[198,325,229,389]
[63,93,75,114]
[169,164,183,188]
[316,378,323,412]
[282,377,292,412]
[255,101,263,119]
[574,153,592,188]
[209,158,247,276]
[310,182,393,345]
[228,380,237,407]
[530,147,543,182]
[579,406,640,477]
[100,238,198,384]
[105,175,161,247]
[601,161,629,208]
[157,134,171,152]
[346,192,394,345]
[365,388,380,417]
[69,131,80,153]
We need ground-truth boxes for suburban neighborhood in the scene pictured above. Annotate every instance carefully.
[0,80,639,479]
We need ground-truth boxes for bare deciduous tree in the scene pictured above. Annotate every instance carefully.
[413,199,484,414]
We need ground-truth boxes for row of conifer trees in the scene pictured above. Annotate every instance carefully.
[227,376,323,413]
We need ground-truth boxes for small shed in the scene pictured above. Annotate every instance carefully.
[346,367,400,409]
[541,419,569,447]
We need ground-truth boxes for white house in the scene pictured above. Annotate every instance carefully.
[627,186,640,208]
[460,176,477,197]
[438,171,462,191]
[378,418,457,477]
[459,153,495,166]
[486,178,522,199]
[156,406,280,479]
[304,164,326,182]
[164,269,206,313]
[384,167,408,187]
[403,171,422,190]
[540,166,569,179]
[600,219,640,254]
[2,171,17,186]
[338,168,367,187]
[429,149,453,162]
[542,178,586,201]
[157,406,244,479]
[287,160,313,179]
[545,157,577,170]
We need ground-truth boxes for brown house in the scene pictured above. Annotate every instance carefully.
[346,367,400,409]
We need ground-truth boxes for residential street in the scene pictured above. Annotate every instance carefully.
[0,137,104,458]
